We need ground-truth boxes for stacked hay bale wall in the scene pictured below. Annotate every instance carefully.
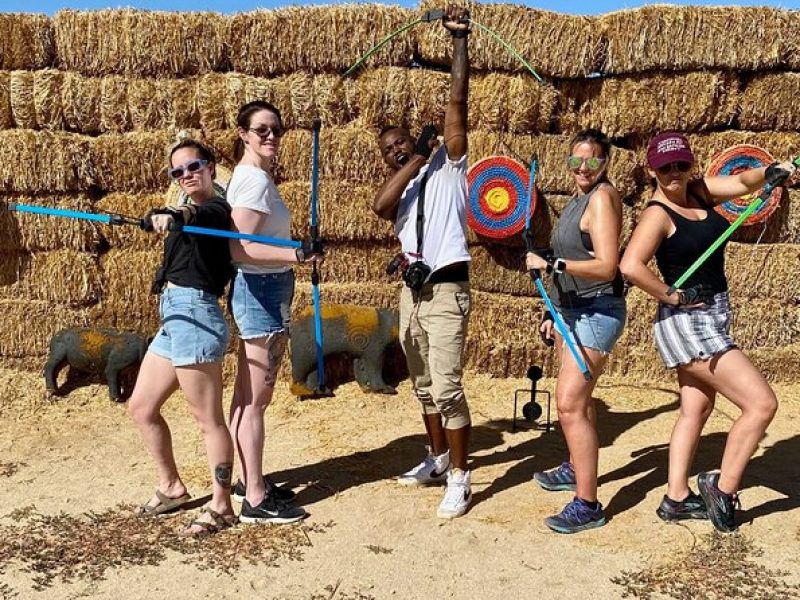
[1,5,799,385]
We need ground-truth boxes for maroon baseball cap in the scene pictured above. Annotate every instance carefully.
[646,132,695,169]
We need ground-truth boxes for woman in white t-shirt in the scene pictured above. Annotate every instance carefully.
[226,100,319,524]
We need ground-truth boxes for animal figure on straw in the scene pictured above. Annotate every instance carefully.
[45,327,149,402]
[290,304,400,397]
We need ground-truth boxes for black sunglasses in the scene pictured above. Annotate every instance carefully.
[656,161,692,175]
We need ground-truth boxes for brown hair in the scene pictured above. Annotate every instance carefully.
[169,138,216,178]
[234,100,284,161]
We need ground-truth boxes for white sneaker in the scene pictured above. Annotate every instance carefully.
[396,447,450,486]
[437,468,472,519]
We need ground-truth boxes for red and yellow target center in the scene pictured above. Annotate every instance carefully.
[485,188,511,213]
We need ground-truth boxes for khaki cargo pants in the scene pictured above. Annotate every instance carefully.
[398,281,471,429]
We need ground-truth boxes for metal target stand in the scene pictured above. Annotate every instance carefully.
[511,365,551,433]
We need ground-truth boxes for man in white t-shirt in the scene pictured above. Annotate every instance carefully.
[372,6,472,519]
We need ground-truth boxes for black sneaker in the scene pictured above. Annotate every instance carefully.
[656,489,708,522]
[239,493,307,524]
[232,475,297,504]
[697,471,739,533]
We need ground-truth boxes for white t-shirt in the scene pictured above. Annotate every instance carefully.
[226,164,292,274]
[394,146,471,275]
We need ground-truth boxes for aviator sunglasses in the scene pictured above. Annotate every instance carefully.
[656,161,693,175]
[168,159,209,180]
[567,156,607,171]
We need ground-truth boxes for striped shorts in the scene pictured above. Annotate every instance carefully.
[653,291,736,368]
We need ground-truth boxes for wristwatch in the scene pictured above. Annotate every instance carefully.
[553,258,567,274]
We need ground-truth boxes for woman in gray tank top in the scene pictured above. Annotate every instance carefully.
[525,129,627,534]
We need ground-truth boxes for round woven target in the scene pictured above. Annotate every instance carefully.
[165,164,232,207]
[467,156,536,238]
[706,144,781,226]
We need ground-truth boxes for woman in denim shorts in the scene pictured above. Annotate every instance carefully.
[128,139,236,537]
[525,129,627,534]
[226,101,321,525]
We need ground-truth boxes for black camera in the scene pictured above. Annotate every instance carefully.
[403,260,432,291]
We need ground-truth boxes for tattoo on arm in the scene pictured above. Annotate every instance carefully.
[215,463,233,489]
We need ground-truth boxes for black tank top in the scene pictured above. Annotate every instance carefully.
[647,194,729,294]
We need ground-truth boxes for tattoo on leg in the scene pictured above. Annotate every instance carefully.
[215,463,233,489]
[263,333,288,387]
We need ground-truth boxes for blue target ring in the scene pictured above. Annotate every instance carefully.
[467,156,535,238]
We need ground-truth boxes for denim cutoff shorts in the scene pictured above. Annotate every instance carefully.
[229,270,295,339]
[558,294,626,355]
[149,286,229,366]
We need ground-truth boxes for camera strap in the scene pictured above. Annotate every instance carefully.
[415,169,430,258]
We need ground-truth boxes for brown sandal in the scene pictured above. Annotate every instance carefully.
[179,508,237,538]
[135,490,192,517]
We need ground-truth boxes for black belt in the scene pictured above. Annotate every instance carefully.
[427,261,469,285]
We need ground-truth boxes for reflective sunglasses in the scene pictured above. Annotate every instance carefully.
[567,156,607,171]
[656,161,693,175]
[168,159,208,180]
[248,126,284,140]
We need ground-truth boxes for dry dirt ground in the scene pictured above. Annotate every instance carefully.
[0,367,799,599]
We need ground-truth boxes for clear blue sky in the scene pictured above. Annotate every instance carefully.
[3,0,799,16]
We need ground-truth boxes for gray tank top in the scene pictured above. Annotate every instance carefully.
[549,182,622,307]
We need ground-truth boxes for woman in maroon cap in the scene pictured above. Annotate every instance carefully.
[620,132,795,532]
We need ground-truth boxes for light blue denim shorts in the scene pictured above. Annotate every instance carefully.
[149,286,229,366]
[229,270,295,340]
[558,294,626,355]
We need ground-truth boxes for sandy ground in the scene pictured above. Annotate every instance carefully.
[0,367,799,599]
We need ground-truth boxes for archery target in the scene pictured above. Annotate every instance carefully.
[706,144,782,226]
[467,156,536,239]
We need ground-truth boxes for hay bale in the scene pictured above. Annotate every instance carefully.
[197,73,227,131]
[229,6,415,77]
[0,72,12,129]
[197,72,296,131]
[0,300,91,358]
[99,76,130,133]
[786,190,800,245]
[599,6,787,75]
[749,344,800,383]
[355,68,412,130]
[94,193,166,249]
[127,78,199,131]
[9,70,36,129]
[88,301,160,335]
[53,9,227,76]
[98,248,161,328]
[277,180,394,242]
[61,72,102,134]
[202,129,238,169]
[354,68,556,133]
[0,130,94,193]
[730,297,799,349]
[0,194,100,252]
[416,1,601,78]
[557,71,737,137]
[686,131,800,174]
[738,73,800,131]
[286,72,315,129]
[0,249,100,307]
[90,131,172,193]
[468,131,640,198]
[314,74,356,128]
[279,126,389,184]
[0,14,54,70]
[34,69,65,130]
